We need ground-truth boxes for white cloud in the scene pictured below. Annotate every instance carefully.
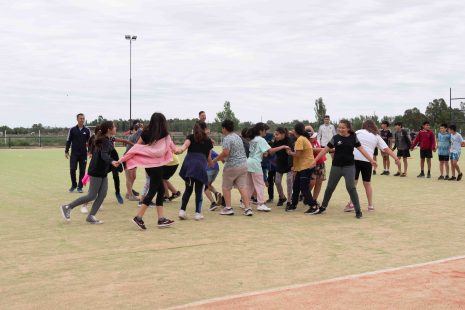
[1,0,464,127]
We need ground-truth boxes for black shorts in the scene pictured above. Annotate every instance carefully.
[355,160,372,182]
[373,147,379,156]
[162,165,178,180]
[420,150,433,159]
[438,155,449,162]
[397,149,410,158]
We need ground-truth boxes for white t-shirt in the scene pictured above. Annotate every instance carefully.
[354,129,388,162]
[318,124,337,147]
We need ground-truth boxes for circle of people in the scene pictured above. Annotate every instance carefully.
[60,112,464,229]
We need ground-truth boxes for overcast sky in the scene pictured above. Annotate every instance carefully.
[1,0,465,127]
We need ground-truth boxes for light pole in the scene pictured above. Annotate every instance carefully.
[125,34,137,126]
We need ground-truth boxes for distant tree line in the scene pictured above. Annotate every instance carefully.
[2,98,465,136]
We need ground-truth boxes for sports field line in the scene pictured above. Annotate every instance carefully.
[167,254,465,310]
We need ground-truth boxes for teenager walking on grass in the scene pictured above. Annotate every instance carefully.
[448,125,464,181]
[345,120,400,212]
[392,122,411,177]
[60,121,118,224]
[285,123,320,214]
[212,120,253,216]
[176,121,214,220]
[272,127,294,208]
[411,121,436,178]
[312,120,377,219]
[120,112,176,230]
[437,124,451,180]
[379,121,393,175]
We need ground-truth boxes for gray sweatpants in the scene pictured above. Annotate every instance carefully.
[321,165,361,214]
[68,176,108,216]
[275,171,293,199]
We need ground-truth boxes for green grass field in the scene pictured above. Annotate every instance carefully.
[1,148,465,309]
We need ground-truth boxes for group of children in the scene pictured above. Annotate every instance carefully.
[60,113,464,229]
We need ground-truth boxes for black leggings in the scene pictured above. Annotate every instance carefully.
[112,169,120,195]
[267,170,276,200]
[180,178,204,213]
[143,167,165,206]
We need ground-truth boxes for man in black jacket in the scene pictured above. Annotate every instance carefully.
[65,113,91,193]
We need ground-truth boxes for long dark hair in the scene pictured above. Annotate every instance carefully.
[362,120,378,135]
[294,122,310,139]
[93,121,114,151]
[248,122,269,139]
[193,121,208,143]
[143,112,168,144]
[339,119,355,135]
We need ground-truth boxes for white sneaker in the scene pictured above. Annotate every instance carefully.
[80,206,89,214]
[257,204,271,212]
[179,209,187,220]
[194,213,204,221]
[243,208,254,216]
[220,207,234,215]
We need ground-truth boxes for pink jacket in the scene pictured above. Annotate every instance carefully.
[120,135,176,170]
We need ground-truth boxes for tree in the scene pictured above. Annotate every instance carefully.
[425,98,449,127]
[215,101,240,130]
[402,108,426,131]
[313,97,326,125]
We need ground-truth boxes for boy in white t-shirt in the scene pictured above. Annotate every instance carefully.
[448,125,464,181]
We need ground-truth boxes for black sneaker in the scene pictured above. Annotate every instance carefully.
[417,172,425,178]
[393,172,401,176]
[427,173,431,179]
[277,197,287,207]
[209,203,218,211]
[449,176,457,181]
[356,212,363,219]
[317,206,326,214]
[163,196,170,202]
[444,175,450,180]
[68,186,76,193]
[158,217,174,228]
[438,175,444,180]
[132,189,140,196]
[77,188,83,193]
[458,173,463,181]
[60,205,71,221]
[266,198,273,203]
[304,205,320,215]
[132,217,146,230]
[385,171,390,175]
[285,204,297,212]
[169,191,181,201]
[86,215,104,224]
[373,170,377,175]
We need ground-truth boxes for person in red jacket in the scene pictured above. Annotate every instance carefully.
[411,121,436,178]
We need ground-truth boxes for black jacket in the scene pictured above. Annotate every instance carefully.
[65,125,91,155]
[87,138,114,178]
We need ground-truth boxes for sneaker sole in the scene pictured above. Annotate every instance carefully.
[131,219,146,230]
[244,213,253,216]
[158,223,173,228]
[179,216,187,220]
[86,221,104,224]
[220,213,234,216]
[257,209,271,212]
[344,209,355,212]
[60,206,70,222]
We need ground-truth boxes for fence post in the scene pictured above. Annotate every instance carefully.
[39,130,41,147]
[8,137,11,148]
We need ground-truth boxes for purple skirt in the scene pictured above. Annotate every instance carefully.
[179,152,209,186]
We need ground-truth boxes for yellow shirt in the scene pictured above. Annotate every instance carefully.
[166,153,180,166]
[293,136,314,171]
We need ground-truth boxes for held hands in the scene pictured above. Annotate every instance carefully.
[112,161,120,167]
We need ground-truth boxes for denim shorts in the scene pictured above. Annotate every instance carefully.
[450,152,461,161]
